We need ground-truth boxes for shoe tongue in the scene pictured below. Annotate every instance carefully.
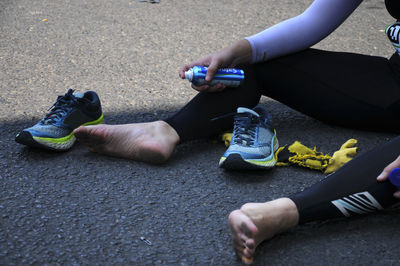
[72,92,84,98]
[237,107,259,117]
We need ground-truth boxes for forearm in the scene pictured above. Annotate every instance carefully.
[247,0,363,63]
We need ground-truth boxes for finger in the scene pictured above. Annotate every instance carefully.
[214,87,225,92]
[179,64,194,79]
[217,84,227,91]
[205,59,221,82]
[179,69,186,79]
[345,147,358,157]
[377,156,400,181]
[340,139,357,149]
[394,191,400,199]
[191,84,210,92]
[179,56,211,79]
[208,84,226,93]
[377,168,391,181]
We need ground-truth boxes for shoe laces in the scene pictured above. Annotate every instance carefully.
[41,89,78,125]
[232,113,260,146]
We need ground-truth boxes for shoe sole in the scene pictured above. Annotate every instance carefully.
[219,135,279,170]
[15,114,104,151]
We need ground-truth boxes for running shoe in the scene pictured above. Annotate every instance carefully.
[15,89,104,151]
[219,105,279,170]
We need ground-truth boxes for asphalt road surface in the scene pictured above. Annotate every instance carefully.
[1,0,399,265]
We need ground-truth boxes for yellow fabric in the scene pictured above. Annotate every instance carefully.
[324,139,358,174]
[288,141,316,155]
[282,139,358,173]
[221,132,232,147]
[285,141,331,171]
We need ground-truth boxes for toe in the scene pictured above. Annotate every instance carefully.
[241,255,254,265]
[243,244,255,258]
[245,238,255,250]
[233,243,245,257]
[74,125,101,139]
[73,126,89,137]
[74,125,107,146]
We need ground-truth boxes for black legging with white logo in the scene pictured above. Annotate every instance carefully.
[291,136,400,224]
[165,48,400,223]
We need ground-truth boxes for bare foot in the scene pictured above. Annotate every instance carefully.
[228,198,299,264]
[73,121,180,164]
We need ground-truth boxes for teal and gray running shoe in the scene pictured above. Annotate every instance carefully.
[15,89,104,151]
[219,105,279,170]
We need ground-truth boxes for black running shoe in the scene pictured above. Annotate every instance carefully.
[15,89,104,151]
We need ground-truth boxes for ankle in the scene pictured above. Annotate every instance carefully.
[240,198,299,232]
[154,120,180,145]
[274,198,299,232]
[137,121,180,164]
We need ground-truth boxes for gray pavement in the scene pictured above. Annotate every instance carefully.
[1,0,399,265]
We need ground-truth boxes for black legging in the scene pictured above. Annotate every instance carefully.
[165,48,400,223]
[291,136,400,224]
[166,49,400,141]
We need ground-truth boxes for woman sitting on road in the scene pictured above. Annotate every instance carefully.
[74,0,400,263]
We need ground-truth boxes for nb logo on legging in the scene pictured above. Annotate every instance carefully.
[386,23,400,45]
[331,192,383,217]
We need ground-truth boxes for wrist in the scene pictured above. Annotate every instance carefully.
[229,39,253,66]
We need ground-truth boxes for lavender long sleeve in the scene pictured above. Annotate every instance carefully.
[246,0,363,63]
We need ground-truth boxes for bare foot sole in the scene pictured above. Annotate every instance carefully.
[228,198,299,264]
[73,121,180,164]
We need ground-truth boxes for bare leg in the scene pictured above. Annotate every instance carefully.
[73,121,180,164]
[228,198,299,264]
